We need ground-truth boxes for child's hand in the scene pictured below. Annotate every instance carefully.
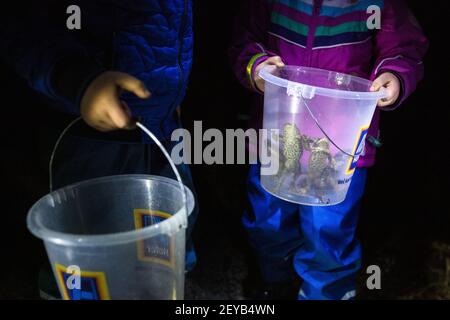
[80,71,151,132]
[370,72,401,108]
[254,56,285,92]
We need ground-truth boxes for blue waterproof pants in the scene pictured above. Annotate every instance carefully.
[244,165,367,300]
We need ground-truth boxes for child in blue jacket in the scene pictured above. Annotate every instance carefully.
[1,0,197,299]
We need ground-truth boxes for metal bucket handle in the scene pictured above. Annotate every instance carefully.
[49,117,188,227]
[287,81,380,159]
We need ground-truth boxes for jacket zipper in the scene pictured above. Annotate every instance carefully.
[306,0,323,66]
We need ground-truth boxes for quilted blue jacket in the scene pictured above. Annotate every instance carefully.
[1,0,193,140]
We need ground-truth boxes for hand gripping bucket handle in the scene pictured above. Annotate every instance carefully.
[48,117,189,228]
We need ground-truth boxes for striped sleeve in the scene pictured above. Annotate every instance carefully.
[371,0,429,110]
[229,0,278,92]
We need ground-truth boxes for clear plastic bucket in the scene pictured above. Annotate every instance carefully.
[27,122,195,300]
[260,66,386,206]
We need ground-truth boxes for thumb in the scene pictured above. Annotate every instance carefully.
[370,74,388,92]
[271,56,285,68]
[114,73,151,99]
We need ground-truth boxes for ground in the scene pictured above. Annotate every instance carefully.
[184,241,450,300]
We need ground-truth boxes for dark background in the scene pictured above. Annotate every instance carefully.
[0,1,449,299]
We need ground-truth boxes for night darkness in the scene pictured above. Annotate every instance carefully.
[0,1,449,300]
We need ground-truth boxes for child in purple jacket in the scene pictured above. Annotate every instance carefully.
[230,0,428,300]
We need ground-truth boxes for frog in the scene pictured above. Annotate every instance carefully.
[302,138,338,203]
[274,123,314,192]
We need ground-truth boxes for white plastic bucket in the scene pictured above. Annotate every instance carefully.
[27,121,194,300]
[260,66,386,206]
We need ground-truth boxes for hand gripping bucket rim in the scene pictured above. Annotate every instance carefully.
[259,65,387,101]
[27,119,195,248]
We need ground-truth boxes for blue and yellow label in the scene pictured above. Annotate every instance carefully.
[346,126,369,175]
[55,263,110,300]
[134,209,175,268]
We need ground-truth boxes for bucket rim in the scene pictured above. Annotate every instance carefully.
[260,65,387,100]
[26,174,195,247]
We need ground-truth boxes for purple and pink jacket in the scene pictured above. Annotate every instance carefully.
[230,0,428,167]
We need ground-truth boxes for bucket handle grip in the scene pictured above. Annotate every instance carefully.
[49,118,188,228]
[287,82,316,100]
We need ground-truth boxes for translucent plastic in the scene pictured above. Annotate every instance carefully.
[260,66,386,206]
[28,175,195,300]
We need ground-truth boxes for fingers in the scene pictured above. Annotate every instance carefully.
[377,87,396,107]
[370,72,401,108]
[255,56,285,74]
[114,72,151,99]
[112,73,147,128]
[85,110,116,132]
[254,56,285,92]
[378,95,396,107]
[267,56,285,68]
[81,71,151,132]
[119,100,137,130]
[370,74,391,94]
[81,95,135,132]
[107,99,133,129]
[86,103,134,132]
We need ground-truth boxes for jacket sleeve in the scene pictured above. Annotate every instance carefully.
[229,0,278,92]
[0,1,105,114]
[371,0,429,110]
